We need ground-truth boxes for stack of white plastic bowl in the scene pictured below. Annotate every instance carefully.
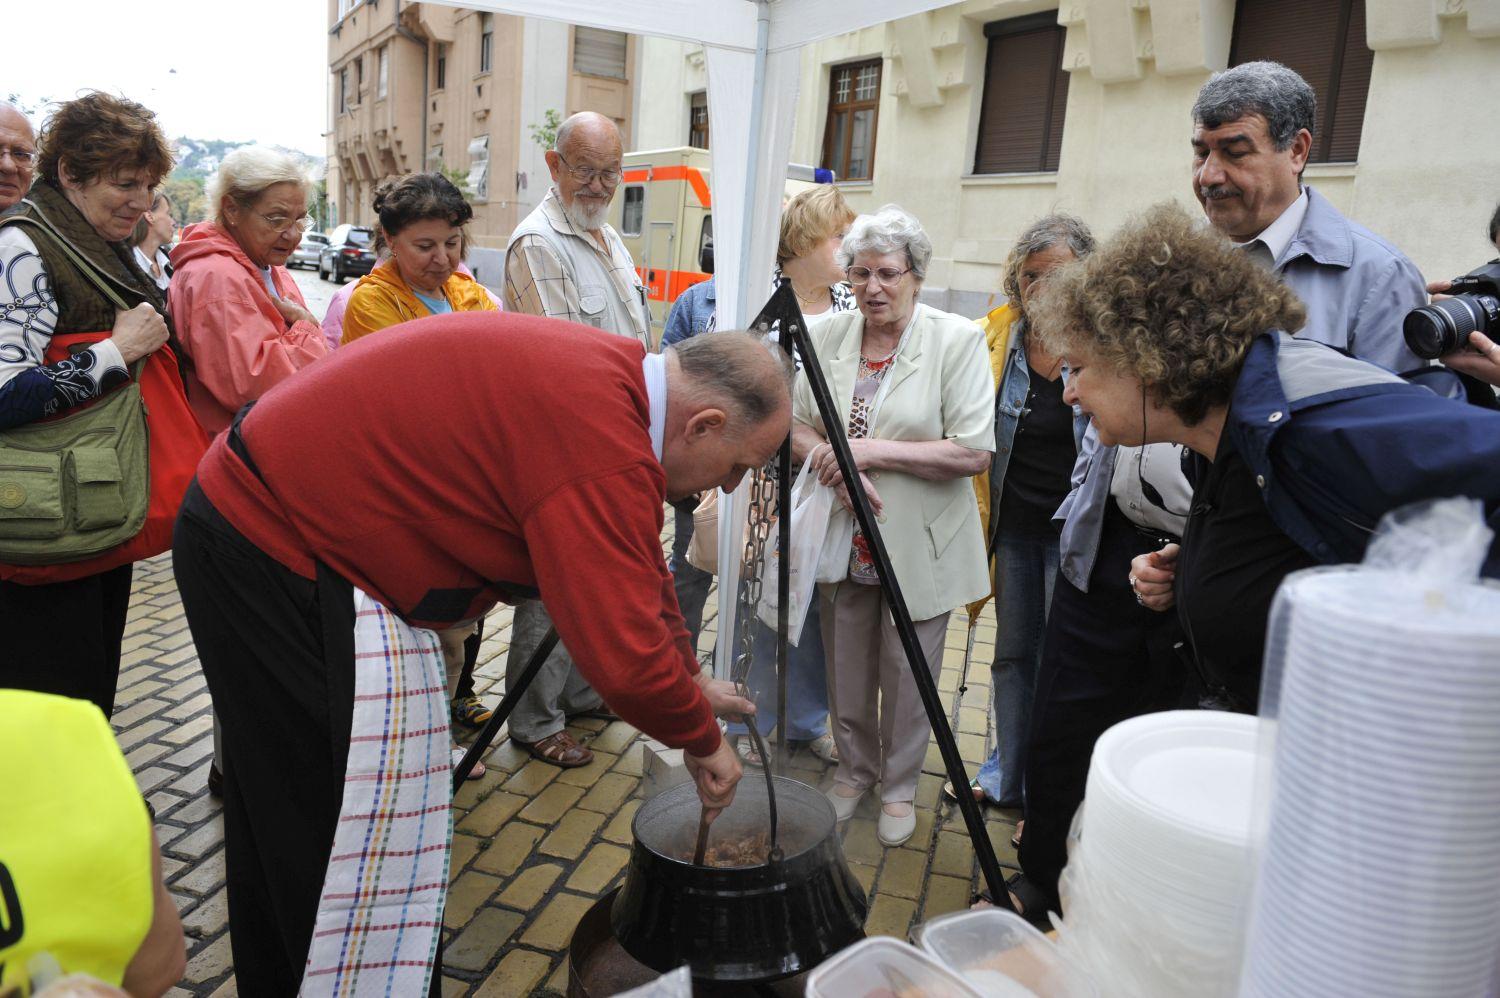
[1238,567,1500,997]
[1053,710,1260,997]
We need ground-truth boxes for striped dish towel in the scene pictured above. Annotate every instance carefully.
[301,589,452,996]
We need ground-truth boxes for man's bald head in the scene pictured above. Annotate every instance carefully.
[660,332,794,499]
[555,111,621,159]
[0,104,37,211]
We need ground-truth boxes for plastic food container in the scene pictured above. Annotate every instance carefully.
[805,937,982,997]
[914,909,1098,998]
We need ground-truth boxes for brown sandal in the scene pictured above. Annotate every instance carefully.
[513,730,593,768]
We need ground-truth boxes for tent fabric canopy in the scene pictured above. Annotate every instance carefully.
[428,0,948,673]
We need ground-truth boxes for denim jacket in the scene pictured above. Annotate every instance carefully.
[661,276,715,347]
[1057,187,1430,591]
[989,324,1085,535]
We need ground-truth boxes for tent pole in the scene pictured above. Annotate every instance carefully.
[733,0,772,327]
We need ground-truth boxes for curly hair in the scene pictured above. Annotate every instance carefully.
[1001,212,1095,308]
[1032,201,1306,425]
[372,172,473,238]
[37,92,173,190]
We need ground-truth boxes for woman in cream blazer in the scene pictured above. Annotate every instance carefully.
[791,205,995,847]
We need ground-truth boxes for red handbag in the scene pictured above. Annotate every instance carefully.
[0,333,211,584]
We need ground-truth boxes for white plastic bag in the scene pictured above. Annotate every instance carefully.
[757,461,834,645]
[816,506,854,584]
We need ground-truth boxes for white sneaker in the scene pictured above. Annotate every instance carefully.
[826,786,865,821]
[877,804,916,847]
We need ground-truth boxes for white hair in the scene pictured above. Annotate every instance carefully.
[208,146,310,224]
[838,204,932,281]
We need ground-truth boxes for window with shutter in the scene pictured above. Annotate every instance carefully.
[467,136,489,201]
[821,60,882,182]
[621,186,645,236]
[574,27,628,80]
[973,13,1070,175]
[479,13,494,74]
[377,46,388,100]
[435,44,447,91]
[689,92,710,150]
[1228,0,1373,163]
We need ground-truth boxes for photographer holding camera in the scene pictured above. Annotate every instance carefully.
[1422,203,1500,388]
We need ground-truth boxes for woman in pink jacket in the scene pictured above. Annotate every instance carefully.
[169,146,328,436]
[169,146,329,796]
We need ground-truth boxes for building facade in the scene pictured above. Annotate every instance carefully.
[633,0,1500,317]
[326,0,638,251]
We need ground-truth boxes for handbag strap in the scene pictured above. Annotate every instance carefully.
[3,200,135,312]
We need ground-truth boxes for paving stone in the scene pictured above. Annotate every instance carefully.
[957,732,986,766]
[555,750,619,787]
[601,798,642,845]
[565,843,630,894]
[156,645,202,668]
[453,767,506,810]
[118,717,171,751]
[544,960,570,993]
[930,831,976,879]
[915,773,943,811]
[497,863,562,911]
[183,933,233,984]
[475,947,553,996]
[472,823,545,877]
[445,870,503,928]
[180,886,229,938]
[208,976,237,997]
[539,810,606,860]
[481,739,532,774]
[117,678,168,705]
[164,737,216,769]
[162,714,215,745]
[611,744,644,776]
[841,818,883,866]
[878,847,927,901]
[446,907,525,971]
[588,721,640,755]
[577,773,638,814]
[865,893,918,939]
[958,706,989,736]
[457,790,528,836]
[167,817,226,860]
[518,782,585,824]
[503,759,562,795]
[172,848,226,896]
[125,740,171,769]
[112,697,170,729]
[520,892,595,951]
[450,833,483,876]
[440,976,468,998]
[135,765,176,795]
[922,874,972,922]
[165,691,213,722]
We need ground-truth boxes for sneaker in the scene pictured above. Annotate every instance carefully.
[451,695,492,729]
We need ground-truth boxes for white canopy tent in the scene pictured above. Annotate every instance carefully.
[430,0,949,672]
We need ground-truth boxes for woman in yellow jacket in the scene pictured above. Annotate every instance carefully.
[341,172,498,344]
[339,173,498,779]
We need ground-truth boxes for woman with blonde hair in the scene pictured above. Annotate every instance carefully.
[169,145,329,435]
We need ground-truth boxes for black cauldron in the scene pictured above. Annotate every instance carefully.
[611,775,868,982]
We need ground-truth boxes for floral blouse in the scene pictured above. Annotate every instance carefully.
[846,349,898,584]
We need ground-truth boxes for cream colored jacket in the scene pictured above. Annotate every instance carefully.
[793,303,996,622]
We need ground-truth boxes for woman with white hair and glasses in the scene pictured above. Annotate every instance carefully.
[791,205,995,847]
[169,145,329,436]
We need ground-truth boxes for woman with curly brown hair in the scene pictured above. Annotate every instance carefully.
[1033,201,1500,710]
[0,92,186,716]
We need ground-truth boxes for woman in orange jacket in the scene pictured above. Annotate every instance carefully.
[341,171,499,775]
[341,172,497,344]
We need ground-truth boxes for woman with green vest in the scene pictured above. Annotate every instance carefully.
[0,93,181,717]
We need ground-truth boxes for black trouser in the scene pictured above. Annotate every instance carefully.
[454,618,484,700]
[173,483,445,997]
[1018,503,1187,914]
[0,564,134,717]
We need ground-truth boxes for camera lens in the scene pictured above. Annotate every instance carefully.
[1403,297,1488,360]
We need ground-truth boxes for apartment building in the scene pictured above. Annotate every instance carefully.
[633,0,1500,316]
[326,0,638,248]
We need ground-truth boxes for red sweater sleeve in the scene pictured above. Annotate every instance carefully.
[522,462,719,757]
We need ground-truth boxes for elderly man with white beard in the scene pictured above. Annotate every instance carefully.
[501,110,656,768]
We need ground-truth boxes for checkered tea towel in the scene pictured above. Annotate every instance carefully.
[301,589,452,996]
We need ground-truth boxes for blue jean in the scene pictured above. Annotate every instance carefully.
[726,601,829,743]
[976,518,1060,805]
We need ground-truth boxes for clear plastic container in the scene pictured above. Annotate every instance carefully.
[914,909,1098,998]
[805,937,982,997]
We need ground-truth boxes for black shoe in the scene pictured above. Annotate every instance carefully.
[207,763,224,799]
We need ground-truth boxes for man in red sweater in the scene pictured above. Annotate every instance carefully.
[172,313,788,994]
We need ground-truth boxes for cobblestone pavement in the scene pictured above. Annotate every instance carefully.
[129,522,1015,997]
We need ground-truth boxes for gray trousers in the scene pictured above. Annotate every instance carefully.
[820,582,950,804]
[505,598,603,742]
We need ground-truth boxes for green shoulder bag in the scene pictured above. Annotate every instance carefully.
[0,207,150,565]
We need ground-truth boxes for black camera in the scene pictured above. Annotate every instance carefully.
[1403,262,1500,360]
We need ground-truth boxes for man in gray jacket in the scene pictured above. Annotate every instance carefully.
[1009,61,1428,922]
[501,111,652,768]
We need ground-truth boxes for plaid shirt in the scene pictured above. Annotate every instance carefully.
[504,188,648,342]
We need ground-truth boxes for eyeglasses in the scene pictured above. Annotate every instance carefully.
[257,212,314,235]
[0,145,36,167]
[846,266,910,287]
[555,151,621,186]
